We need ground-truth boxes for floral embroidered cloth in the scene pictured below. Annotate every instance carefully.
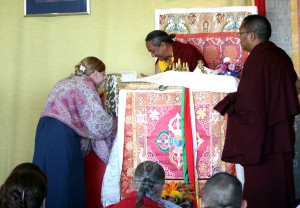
[41,75,116,163]
[155,6,257,34]
[155,6,258,70]
[175,33,249,70]
[118,90,236,196]
[102,73,243,206]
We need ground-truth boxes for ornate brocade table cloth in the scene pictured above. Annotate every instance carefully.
[102,72,242,206]
[119,89,235,198]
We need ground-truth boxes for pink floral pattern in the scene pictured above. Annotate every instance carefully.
[119,90,236,199]
[41,75,116,162]
[156,7,257,34]
[175,32,248,70]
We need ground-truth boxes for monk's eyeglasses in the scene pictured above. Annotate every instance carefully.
[237,31,251,36]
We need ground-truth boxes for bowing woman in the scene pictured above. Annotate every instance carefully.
[33,56,116,208]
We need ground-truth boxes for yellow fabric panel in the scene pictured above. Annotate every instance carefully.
[158,56,174,72]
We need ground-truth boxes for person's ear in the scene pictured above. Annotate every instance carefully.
[249,31,257,42]
[89,70,97,78]
[160,42,167,50]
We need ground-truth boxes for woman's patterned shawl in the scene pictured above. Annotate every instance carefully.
[41,75,116,163]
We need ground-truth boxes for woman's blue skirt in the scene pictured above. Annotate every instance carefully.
[33,116,85,208]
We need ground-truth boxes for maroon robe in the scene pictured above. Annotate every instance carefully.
[106,191,163,208]
[172,41,208,71]
[214,41,300,208]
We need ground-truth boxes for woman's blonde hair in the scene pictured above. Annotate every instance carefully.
[74,56,106,76]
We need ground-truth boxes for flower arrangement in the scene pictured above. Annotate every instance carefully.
[161,181,195,208]
[217,57,242,78]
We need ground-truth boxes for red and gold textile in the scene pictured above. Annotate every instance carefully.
[101,72,241,207]
[155,7,258,70]
[155,6,258,34]
[175,32,249,70]
[119,89,235,199]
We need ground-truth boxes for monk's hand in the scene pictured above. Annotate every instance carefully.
[140,73,149,78]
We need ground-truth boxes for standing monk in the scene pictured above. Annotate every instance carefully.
[214,15,300,208]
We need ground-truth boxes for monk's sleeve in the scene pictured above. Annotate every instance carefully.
[181,46,206,71]
[214,92,237,115]
[221,61,268,164]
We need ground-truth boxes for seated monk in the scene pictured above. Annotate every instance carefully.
[142,30,208,77]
